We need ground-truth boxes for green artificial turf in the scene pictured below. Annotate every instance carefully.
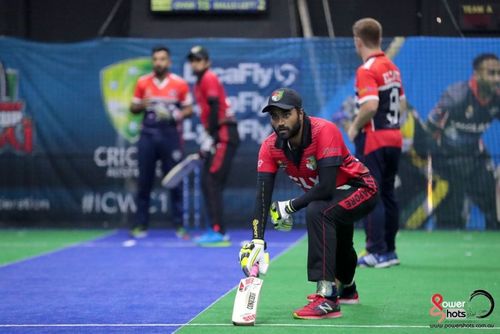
[0,229,111,265]
[178,230,500,334]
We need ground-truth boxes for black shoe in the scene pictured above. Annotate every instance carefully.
[338,282,359,304]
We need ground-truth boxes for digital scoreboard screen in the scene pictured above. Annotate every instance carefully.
[151,0,267,13]
[459,2,500,31]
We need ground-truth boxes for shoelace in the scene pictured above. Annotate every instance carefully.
[305,294,328,309]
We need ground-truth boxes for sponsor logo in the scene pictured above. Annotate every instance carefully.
[0,197,50,211]
[271,89,284,102]
[81,191,169,214]
[247,292,256,310]
[289,175,319,190]
[252,219,259,237]
[100,58,151,143]
[465,105,474,119]
[340,187,374,209]
[242,314,256,322]
[183,62,299,88]
[0,66,34,154]
[317,302,334,314]
[305,156,317,170]
[429,290,495,324]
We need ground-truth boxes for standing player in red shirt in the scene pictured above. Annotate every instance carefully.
[187,46,239,246]
[348,18,407,268]
[239,88,378,319]
[130,46,193,239]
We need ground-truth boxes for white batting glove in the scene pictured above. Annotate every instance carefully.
[199,130,215,155]
[270,200,295,231]
[239,239,270,277]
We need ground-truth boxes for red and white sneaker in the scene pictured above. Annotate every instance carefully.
[293,294,342,320]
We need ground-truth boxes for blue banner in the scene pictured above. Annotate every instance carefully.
[0,37,498,229]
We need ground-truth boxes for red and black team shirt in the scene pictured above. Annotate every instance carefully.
[195,70,232,121]
[258,116,369,191]
[355,51,405,155]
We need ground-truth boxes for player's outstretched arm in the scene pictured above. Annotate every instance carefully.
[238,172,275,276]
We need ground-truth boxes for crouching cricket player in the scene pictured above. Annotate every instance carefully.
[239,88,379,319]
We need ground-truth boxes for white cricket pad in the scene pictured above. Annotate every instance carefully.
[231,276,263,326]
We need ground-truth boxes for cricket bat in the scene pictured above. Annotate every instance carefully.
[161,153,201,189]
[232,265,263,326]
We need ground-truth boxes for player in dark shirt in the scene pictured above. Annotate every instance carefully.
[239,88,378,319]
[187,46,240,245]
[348,18,406,268]
[426,53,500,229]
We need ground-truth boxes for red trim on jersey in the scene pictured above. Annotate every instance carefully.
[363,129,402,155]
[218,123,230,143]
[469,77,491,106]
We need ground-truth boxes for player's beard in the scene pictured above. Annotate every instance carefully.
[154,66,169,78]
[274,120,301,140]
[478,78,500,99]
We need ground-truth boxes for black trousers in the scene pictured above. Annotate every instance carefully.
[306,175,378,283]
[135,128,183,229]
[201,125,239,234]
[359,146,401,253]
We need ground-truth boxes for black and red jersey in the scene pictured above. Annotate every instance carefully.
[194,69,236,135]
[258,116,369,191]
[355,51,405,154]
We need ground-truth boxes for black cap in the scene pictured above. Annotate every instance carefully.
[187,45,209,61]
[262,88,302,113]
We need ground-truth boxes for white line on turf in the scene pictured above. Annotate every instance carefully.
[0,323,498,330]
[171,233,308,334]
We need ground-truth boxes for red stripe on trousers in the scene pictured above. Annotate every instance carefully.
[210,141,228,173]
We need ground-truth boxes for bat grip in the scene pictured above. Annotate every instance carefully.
[249,263,259,277]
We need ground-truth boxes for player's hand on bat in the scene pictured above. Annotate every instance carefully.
[270,200,295,231]
[239,239,270,276]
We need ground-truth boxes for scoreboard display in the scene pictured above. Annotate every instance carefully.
[151,0,267,13]
[459,1,500,31]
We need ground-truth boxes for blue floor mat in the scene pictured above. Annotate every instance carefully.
[0,229,305,334]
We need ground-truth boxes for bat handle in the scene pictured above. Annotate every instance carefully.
[249,263,260,277]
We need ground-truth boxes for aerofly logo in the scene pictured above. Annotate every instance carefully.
[430,290,495,323]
